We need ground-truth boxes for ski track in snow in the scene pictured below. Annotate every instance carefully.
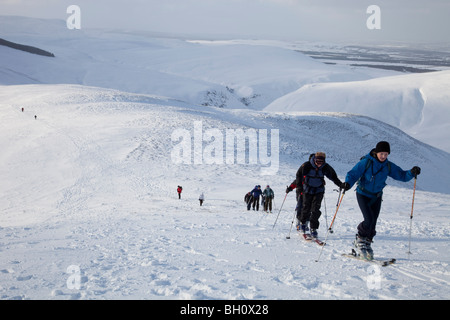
[1,198,449,300]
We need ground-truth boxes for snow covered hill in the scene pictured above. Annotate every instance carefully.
[1,15,372,111]
[0,84,449,300]
[0,16,449,300]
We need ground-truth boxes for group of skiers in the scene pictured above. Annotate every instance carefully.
[176,141,420,260]
[247,141,421,260]
[245,185,275,213]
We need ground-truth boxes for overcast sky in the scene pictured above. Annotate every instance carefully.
[1,0,449,43]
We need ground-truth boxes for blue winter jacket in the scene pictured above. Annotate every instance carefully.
[251,187,263,199]
[345,151,414,198]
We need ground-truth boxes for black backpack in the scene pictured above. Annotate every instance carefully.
[302,161,326,194]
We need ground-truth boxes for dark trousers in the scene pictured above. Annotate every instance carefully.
[246,197,253,210]
[252,197,260,211]
[356,192,382,240]
[299,192,323,230]
[264,198,273,212]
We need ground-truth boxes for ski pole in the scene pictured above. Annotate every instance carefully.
[272,197,277,214]
[323,192,329,231]
[285,210,297,239]
[316,190,345,262]
[328,190,344,235]
[272,193,287,229]
[407,176,417,256]
[330,188,342,233]
[286,193,303,239]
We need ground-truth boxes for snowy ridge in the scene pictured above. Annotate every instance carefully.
[265,70,450,153]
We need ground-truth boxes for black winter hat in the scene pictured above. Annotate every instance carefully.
[375,141,390,154]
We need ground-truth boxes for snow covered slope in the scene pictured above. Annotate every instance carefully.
[0,84,449,300]
[0,16,449,301]
[265,71,450,153]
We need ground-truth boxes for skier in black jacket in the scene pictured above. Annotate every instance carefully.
[296,152,343,238]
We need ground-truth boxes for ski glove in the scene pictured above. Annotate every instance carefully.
[286,186,293,193]
[411,166,421,176]
[341,182,351,191]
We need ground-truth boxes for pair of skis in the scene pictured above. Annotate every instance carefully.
[300,233,395,266]
[301,232,324,246]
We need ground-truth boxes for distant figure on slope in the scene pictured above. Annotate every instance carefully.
[244,192,253,211]
[250,185,262,211]
[295,152,343,238]
[263,185,274,213]
[342,141,421,260]
[177,185,182,199]
[199,192,205,206]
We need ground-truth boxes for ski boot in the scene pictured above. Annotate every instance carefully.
[353,235,374,260]
[297,223,309,234]
[310,229,318,239]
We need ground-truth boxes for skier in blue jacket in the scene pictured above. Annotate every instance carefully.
[342,141,421,260]
[250,185,263,211]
